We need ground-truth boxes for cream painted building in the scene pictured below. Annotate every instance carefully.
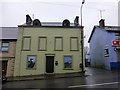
[14,16,84,76]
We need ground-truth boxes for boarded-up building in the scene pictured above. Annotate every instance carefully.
[14,15,84,76]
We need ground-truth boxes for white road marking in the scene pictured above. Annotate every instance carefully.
[68,82,120,88]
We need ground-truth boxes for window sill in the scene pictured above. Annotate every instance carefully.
[54,50,63,51]
[70,50,79,51]
[38,50,47,51]
[1,51,9,53]
[26,68,36,70]
[105,55,109,57]
[63,68,73,70]
[22,48,31,51]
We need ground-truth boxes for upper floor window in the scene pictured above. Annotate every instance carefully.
[70,37,79,51]
[1,42,9,52]
[38,37,47,51]
[54,37,63,51]
[115,33,120,40]
[22,36,31,51]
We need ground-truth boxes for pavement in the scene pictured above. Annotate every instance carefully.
[7,70,86,82]
[6,67,120,82]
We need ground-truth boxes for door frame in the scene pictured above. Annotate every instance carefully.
[1,60,8,76]
[45,54,55,74]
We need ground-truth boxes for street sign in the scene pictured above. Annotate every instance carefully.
[112,40,120,46]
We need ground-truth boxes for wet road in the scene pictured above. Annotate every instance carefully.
[2,67,120,89]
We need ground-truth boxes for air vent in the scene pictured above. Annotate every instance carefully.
[62,19,70,27]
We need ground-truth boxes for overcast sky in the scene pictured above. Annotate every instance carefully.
[0,0,119,47]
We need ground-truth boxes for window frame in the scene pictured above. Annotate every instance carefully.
[26,55,37,70]
[63,55,73,70]
[22,36,31,51]
[54,37,63,51]
[115,33,120,40]
[1,42,9,52]
[38,36,47,51]
[104,48,109,57]
[70,37,79,51]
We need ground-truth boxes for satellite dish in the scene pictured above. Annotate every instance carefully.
[62,19,70,27]
[33,19,41,26]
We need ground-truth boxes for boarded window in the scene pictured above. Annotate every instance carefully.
[55,37,63,51]
[22,37,31,51]
[38,37,47,51]
[70,37,79,51]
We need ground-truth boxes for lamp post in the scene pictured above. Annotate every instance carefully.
[80,0,85,72]
[81,0,85,26]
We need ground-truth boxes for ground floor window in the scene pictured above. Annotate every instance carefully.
[104,48,109,57]
[64,56,72,69]
[27,55,36,69]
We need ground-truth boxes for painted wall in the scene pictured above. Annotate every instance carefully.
[89,27,117,70]
[90,27,107,68]
[14,27,83,76]
[104,31,116,70]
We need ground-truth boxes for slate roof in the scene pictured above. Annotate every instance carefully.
[0,27,18,40]
[41,22,75,26]
[0,22,81,40]
[20,22,82,28]
[88,26,120,43]
[104,26,120,32]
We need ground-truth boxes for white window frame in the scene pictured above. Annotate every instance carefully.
[27,55,37,69]
[1,42,9,52]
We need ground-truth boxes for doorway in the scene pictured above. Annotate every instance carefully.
[2,61,8,76]
[46,56,54,73]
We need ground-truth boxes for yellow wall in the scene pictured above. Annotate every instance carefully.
[14,27,83,76]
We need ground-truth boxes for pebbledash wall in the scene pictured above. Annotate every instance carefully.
[14,25,84,76]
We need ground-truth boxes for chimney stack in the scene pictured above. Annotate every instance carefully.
[74,16,79,26]
[99,19,105,27]
[26,14,32,25]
